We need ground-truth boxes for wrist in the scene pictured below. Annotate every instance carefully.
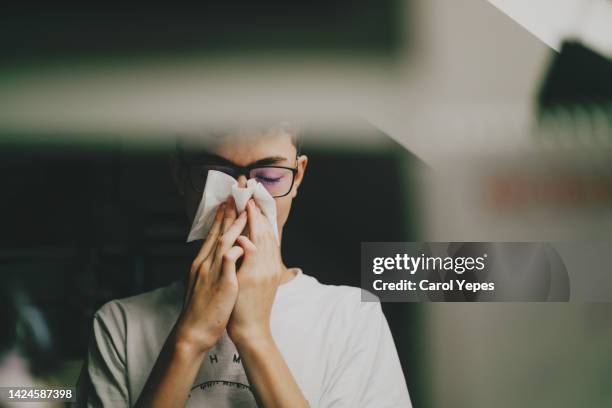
[172,321,215,356]
[171,333,210,358]
[229,324,274,350]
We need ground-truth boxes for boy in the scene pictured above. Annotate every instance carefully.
[77,125,411,407]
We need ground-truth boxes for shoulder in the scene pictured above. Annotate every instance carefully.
[298,275,385,329]
[94,281,182,333]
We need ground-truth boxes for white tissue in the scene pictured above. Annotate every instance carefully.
[187,170,279,243]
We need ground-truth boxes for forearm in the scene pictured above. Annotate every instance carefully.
[134,328,207,408]
[235,332,309,408]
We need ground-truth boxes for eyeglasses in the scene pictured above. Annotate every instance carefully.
[182,161,298,198]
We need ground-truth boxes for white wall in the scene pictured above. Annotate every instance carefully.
[489,0,612,56]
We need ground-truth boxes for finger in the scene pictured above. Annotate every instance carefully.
[206,197,236,276]
[217,211,248,256]
[246,199,274,244]
[249,197,266,215]
[222,196,237,233]
[236,235,257,255]
[192,202,225,270]
[225,210,248,244]
[246,199,263,240]
[208,211,247,280]
[187,202,227,303]
[221,245,244,281]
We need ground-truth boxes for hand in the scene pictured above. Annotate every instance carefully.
[227,199,284,346]
[174,197,247,353]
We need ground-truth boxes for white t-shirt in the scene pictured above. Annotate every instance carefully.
[77,270,412,407]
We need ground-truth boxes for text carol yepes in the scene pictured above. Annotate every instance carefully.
[372,279,495,293]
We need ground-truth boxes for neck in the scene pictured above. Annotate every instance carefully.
[277,231,295,284]
[279,257,297,285]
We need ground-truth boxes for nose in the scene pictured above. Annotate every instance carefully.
[236,174,248,188]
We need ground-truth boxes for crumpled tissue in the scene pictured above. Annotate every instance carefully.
[187,170,279,243]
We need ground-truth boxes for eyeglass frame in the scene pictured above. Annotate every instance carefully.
[179,158,300,198]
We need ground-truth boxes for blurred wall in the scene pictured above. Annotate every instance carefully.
[403,2,612,408]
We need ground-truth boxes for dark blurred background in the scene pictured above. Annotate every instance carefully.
[3,1,612,408]
[0,2,402,61]
[0,1,424,402]
[0,0,425,398]
[1,1,420,399]
[0,133,423,403]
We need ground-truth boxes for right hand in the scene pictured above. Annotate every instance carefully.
[173,197,247,353]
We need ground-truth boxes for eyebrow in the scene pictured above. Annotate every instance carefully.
[187,152,289,167]
[249,156,288,166]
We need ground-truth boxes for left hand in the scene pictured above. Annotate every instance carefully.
[227,199,283,347]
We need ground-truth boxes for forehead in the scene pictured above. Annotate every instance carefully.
[211,132,296,166]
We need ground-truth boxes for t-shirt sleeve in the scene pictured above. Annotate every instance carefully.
[76,302,130,408]
[319,296,412,408]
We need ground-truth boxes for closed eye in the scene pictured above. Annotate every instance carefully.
[256,175,282,184]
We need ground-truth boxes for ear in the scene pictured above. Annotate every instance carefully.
[291,155,308,198]
[169,154,185,195]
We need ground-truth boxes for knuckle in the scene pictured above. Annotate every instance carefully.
[201,258,212,272]
[221,251,234,262]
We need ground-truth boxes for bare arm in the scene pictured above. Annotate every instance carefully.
[134,331,207,408]
[234,331,309,408]
[227,199,309,408]
[135,199,246,408]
